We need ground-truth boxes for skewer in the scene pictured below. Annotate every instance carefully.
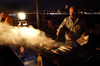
[43,45,51,50]
[57,48,66,52]
[60,46,70,51]
[62,45,72,49]
[51,49,59,55]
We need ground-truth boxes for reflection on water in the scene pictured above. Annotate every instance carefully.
[11,13,100,28]
[26,14,69,24]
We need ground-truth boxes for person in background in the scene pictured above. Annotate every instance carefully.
[1,12,13,25]
[45,12,54,30]
[41,11,47,29]
[56,6,88,45]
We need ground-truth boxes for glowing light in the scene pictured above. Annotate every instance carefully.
[18,12,26,20]
[65,5,68,9]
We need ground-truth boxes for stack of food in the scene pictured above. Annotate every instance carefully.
[40,42,73,55]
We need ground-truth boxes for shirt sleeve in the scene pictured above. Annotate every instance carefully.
[57,17,67,31]
[5,17,13,25]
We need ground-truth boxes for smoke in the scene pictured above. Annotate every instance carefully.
[0,22,55,46]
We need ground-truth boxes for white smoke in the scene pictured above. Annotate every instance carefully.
[0,22,55,46]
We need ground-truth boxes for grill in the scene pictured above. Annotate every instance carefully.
[32,41,80,66]
[0,40,80,66]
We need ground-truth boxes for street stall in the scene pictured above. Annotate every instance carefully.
[0,14,81,66]
[30,41,80,66]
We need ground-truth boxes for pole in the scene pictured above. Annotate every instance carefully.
[36,0,39,28]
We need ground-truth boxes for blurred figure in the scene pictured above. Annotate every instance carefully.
[42,12,54,30]
[41,11,47,29]
[1,12,13,25]
[56,6,88,44]
[45,12,54,30]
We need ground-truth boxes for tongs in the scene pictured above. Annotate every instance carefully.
[55,36,59,42]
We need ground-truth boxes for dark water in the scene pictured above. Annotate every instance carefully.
[26,14,68,24]
[25,14,100,28]
[82,15,100,28]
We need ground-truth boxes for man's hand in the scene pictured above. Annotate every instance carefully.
[81,33,89,41]
[56,30,60,37]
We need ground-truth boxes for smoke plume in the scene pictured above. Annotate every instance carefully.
[0,22,55,46]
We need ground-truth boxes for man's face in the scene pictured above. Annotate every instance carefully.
[1,13,6,19]
[69,7,77,18]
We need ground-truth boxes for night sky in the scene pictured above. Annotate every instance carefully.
[0,0,100,12]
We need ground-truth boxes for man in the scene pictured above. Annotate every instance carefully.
[56,6,88,44]
[1,12,13,25]
[46,12,54,30]
[42,12,54,30]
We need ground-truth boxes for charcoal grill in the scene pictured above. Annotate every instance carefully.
[32,41,80,66]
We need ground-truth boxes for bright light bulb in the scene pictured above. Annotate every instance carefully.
[18,13,26,20]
